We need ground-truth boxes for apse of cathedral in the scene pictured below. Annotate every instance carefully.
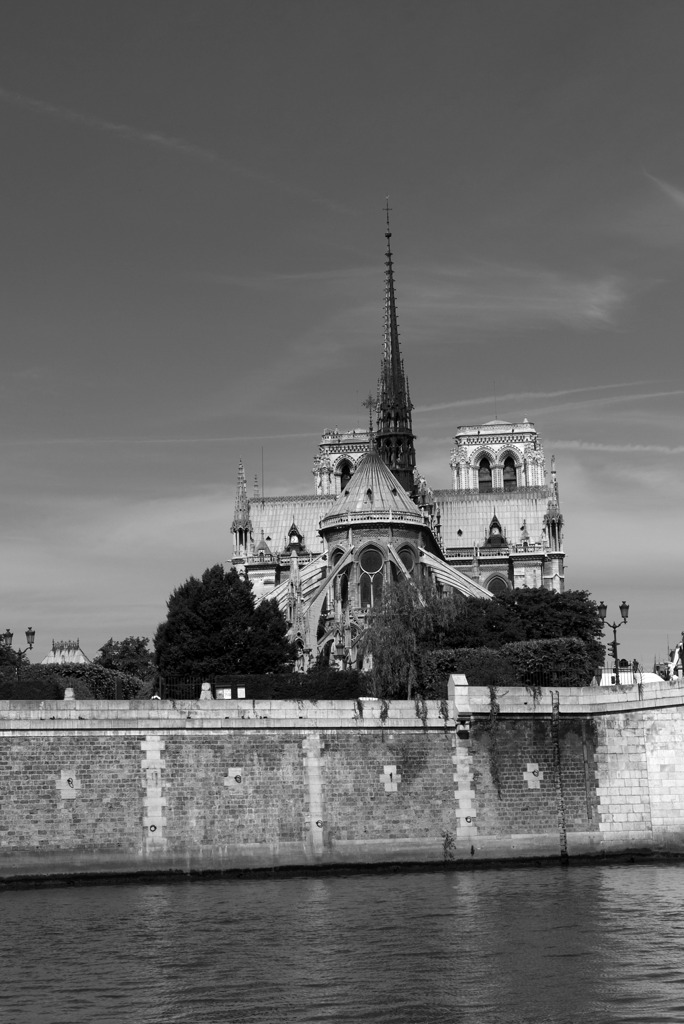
[231,214,565,669]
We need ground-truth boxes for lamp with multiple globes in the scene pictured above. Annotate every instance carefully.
[597,602,629,684]
[1,627,36,685]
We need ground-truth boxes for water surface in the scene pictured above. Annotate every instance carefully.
[2,863,684,1023]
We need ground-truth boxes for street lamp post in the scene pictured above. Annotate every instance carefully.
[1,627,36,686]
[597,601,629,684]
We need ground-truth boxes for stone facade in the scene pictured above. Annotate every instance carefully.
[3,677,684,880]
[232,236,565,640]
[435,419,564,593]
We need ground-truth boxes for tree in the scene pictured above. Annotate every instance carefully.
[0,644,18,687]
[495,588,604,645]
[427,587,605,665]
[361,580,419,698]
[361,582,606,696]
[94,636,155,681]
[360,579,465,698]
[154,564,294,676]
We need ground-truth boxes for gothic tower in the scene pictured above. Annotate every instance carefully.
[374,205,416,495]
[230,459,252,562]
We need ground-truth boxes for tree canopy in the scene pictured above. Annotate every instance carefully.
[361,582,606,696]
[94,636,155,681]
[428,587,605,664]
[154,564,293,676]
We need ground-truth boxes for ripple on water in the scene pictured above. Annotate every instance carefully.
[3,864,684,1023]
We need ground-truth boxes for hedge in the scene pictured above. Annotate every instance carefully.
[417,637,599,696]
[0,663,146,700]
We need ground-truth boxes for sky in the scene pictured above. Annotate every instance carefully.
[1,0,683,668]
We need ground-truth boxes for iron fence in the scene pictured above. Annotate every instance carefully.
[157,676,217,700]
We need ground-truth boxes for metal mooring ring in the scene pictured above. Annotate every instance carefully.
[532,770,539,777]
[235,775,242,783]
[465,816,472,823]
[315,820,323,828]
[149,824,157,832]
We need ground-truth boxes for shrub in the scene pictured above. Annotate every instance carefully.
[417,637,598,696]
[418,647,515,697]
[5,663,146,700]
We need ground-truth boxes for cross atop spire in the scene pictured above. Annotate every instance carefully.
[375,203,416,494]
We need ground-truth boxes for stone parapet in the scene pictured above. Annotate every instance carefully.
[0,698,452,731]
[448,676,684,718]
[3,678,684,882]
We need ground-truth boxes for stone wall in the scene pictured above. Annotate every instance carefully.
[2,678,684,880]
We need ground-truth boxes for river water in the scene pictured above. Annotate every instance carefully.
[2,863,684,1023]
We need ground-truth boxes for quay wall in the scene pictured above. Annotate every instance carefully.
[2,676,684,880]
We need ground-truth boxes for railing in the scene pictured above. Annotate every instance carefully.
[596,667,644,687]
[157,676,217,700]
[322,509,423,529]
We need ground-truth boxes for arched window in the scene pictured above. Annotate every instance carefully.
[359,546,384,609]
[340,568,349,607]
[487,576,508,595]
[478,457,492,493]
[503,456,517,491]
[339,460,353,491]
[398,548,415,575]
[332,552,349,611]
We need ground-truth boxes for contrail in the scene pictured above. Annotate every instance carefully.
[416,381,656,414]
[646,172,684,212]
[0,432,321,446]
[0,86,349,213]
[549,439,684,454]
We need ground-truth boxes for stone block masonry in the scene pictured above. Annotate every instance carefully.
[2,677,684,880]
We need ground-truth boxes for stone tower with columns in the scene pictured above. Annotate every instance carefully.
[432,419,564,593]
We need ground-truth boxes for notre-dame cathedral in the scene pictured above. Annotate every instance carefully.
[231,215,564,669]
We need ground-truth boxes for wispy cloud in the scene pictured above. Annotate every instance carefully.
[531,388,684,417]
[416,381,654,414]
[199,267,376,289]
[198,260,626,333]
[0,86,349,213]
[548,439,684,455]
[0,432,321,447]
[647,173,684,212]
[400,263,626,334]
[617,173,684,248]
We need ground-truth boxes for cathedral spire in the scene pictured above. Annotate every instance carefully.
[231,459,251,529]
[375,199,416,494]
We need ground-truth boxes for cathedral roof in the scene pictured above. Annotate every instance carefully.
[253,530,273,558]
[320,449,422,530]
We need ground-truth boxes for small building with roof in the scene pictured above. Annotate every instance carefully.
[41,640,91,666]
